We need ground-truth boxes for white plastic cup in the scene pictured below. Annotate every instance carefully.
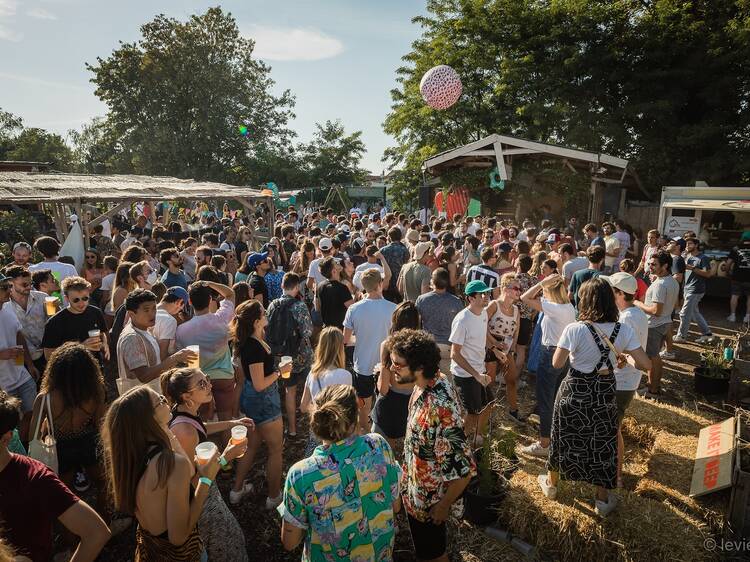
[45,297,58,316]
[187,345,200,368]
[195,441,217,465]
[88,329,101,338]
[280,355,293,379]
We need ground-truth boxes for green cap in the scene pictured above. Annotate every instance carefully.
[464,280,492,296]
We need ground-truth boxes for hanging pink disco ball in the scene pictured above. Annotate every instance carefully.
[419,65,462,110]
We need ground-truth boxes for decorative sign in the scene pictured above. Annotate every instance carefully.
[664,215,700,238]
[690,417,734,497]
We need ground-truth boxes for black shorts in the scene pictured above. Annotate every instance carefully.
[454,375,494,415]
[281,368,308,388]
[353,372,376,399]
[406,512,447,560]
[517,317,533,346]
[370,388,410,438]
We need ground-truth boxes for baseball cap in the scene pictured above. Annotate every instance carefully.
[464,280,493,296]
[406,229,420,243]
[318,237,333,251]
[336,232,350,243]
[370,213,380,221]
[246,251,269,268]
[600,272,638,295]
[12,242,31,252]
[164,286,190,307]
[546,233,562,244]
[497,242,513,254]
[338,224,351,233]
[413,242,432,261]
[352,238,366,253]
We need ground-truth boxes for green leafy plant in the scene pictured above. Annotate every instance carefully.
[700,341,734,379]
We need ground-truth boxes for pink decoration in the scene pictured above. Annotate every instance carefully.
[420,65,462,110]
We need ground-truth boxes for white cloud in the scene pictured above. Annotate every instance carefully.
[0,0,21,41]
[0,71,88,91]
[244,25,343,61]
[0,0,17,18]
[27,7,57,20]
[0,24,21,41]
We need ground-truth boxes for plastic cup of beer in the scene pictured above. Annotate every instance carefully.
[195,441,217,465]
[13,346,23,366]
[45,297,58,316]
[187,345,200,368]
[231,425,248,457]
[280,356,293,379]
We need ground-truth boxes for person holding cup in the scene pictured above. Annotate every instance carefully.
[41,277,109,364]
[161,367,252,561]
[102,385,234,561]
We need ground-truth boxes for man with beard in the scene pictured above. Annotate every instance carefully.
[159,247,189,290]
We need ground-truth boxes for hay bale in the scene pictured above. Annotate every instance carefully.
[621,416,658,449]
[626,396,712,436]
[498,469,715,561]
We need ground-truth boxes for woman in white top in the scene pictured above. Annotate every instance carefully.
[485,273,524,424]
[519,274,576,457]
[300,327,352,455]
[538,278,650,517]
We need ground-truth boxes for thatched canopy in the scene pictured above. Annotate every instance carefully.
[0,171,268,203]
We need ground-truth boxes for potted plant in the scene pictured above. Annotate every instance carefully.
[464,423,509,525]
[695,341,733,396]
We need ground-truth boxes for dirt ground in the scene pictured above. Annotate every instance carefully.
[90,297,740,561]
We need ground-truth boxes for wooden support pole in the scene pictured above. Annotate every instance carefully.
[75,199,88,251]
[87,201,132,229]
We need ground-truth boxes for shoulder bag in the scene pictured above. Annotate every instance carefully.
[28,393,59,474]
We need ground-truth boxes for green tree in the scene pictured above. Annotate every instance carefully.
[6,128,74,170]
[299,120,367,189]
[86,7,296,183]
[384,0,750,197]
[0,108,23,160]
[68,117,127,174]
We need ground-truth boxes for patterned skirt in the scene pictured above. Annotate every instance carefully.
[547,368,618,490]
[135,526,203,562]
[198,483,248,562]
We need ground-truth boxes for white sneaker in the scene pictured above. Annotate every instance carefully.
[521,442,549,458]
[229,481,254,505]
[659,350,676,360]
[671,335,686,344]
[696,335,714,344]
[745,314,750,324]
[537,474,557,500]
[527,413,541,425]
[728,313,737,322]
[595,492,619,517]
[265,493,283,510]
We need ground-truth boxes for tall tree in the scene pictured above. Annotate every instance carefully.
[0,108,23,160]
[6,128,74,170]
[384,0,750,196]
[86,7,296,183]
[299,120,367,187]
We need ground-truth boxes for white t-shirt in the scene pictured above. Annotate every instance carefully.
[604,236,620,268]
[28,260,78,285]
[101,273,115,314]
[540,298,576,347]
[352,262,384,291]
[449,307,487,378]
[0,305,32,392]
[557,321,640,373]
[343,298,396,377]
[615,307,648,390]
[307,257,327,287]
[562,257,588,282]
[305,367,353,401]
[151,308,178,355]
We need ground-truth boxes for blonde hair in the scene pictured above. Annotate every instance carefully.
[499,272,517,289]
[543,276,569,305]
[360,268,382,293]
[61,276,91,295]
[311,327,345,378]
[310,384,358,442]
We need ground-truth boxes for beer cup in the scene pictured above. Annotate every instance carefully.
[280,356,293,379]
[195,441,217,465]
[13,346,23,366]
[45,297,58,317]
[187,345,200,369]
[231,425,248,458]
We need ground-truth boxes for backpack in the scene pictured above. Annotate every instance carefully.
[266,297,301,357]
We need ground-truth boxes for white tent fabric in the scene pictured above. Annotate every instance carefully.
[59,215,84,272]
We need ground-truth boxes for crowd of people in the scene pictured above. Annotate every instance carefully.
[0,203,742,561]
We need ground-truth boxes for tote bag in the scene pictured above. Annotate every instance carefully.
[28,393,59,474]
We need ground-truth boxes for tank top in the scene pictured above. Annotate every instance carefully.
[488,301,519,349]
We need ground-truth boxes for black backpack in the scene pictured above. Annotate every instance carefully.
[266,297,301,357]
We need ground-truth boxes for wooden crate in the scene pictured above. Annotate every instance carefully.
[727,410,750,540]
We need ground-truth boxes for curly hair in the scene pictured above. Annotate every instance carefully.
[41,342,105,410]
[577,277,619,323]
[386,329,441,379]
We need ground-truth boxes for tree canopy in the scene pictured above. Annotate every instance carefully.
[299,120,367,187]
[384,0,750,198]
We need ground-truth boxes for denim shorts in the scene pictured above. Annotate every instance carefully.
[240,379,281,426]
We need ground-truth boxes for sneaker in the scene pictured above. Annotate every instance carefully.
[521,441,549,458]
[508,410,526,424]
[659,350,676,360]
[265,493,283,510]
[637,386,661,400]
[527,413,541,425]
[696,334,714,344]
[229,481,254,505]
[671,335,686,344]
[595,492,619,517]
[451,498,465,518]
[537,474,557,500]
[728,313,737,322]
[73,470,91,492]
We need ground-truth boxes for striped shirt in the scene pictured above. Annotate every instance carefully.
[466,263,500,289]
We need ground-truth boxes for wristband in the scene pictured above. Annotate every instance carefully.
[218,456,228,468]
[198,476,213,487]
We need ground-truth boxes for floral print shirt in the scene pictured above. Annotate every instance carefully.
[278,433,402,562]
[271,294,314,372]
[402,376,476,522]
[379,241,410,292]
[515,272,537,320]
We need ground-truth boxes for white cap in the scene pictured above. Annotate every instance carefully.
[318,237,333,251]
[413,241,433,260]
[600,272,638,295]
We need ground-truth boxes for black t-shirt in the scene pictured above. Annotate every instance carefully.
[317,280,352,329]
[239,337,275,380]
[235,240,248,262]
[42,306,107,350]
[730,247,750,282]
[350,254,366,268]
[249,273,269,306]
[671,255,686,276]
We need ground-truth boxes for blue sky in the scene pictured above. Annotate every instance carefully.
[0,0,427,174]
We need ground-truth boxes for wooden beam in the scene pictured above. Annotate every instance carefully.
[493,141,510,181]
[501,148,542,156]
[74,199,88,251]
[88,201,131,229]
[464,150,496,157]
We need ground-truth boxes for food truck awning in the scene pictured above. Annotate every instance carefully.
[664,198,750,211]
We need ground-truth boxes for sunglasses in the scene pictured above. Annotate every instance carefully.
[86,255,97,259]
[190,378,211,392]
[71,296,90,303]
[155,394,168,407]
[390,357,408,370]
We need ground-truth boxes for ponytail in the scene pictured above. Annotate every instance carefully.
[160,367,198,406]
[310,385,358,442]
